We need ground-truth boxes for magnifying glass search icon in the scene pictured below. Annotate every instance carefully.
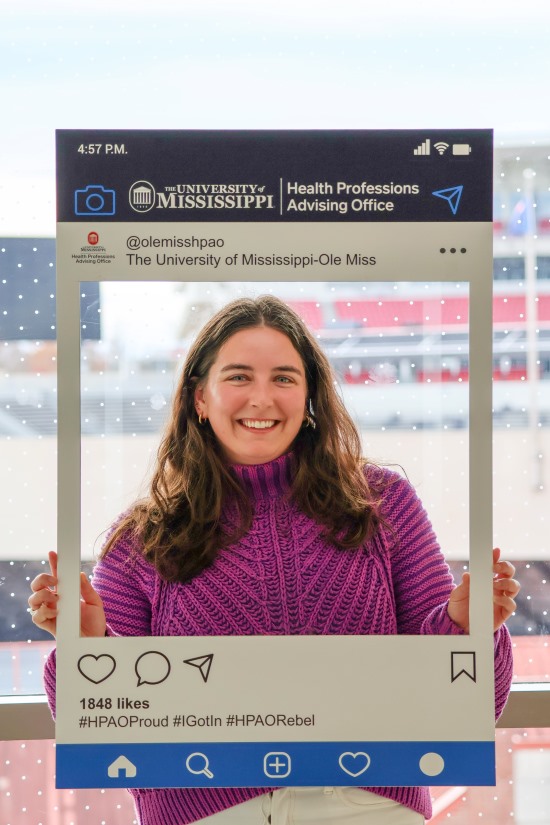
[186,752,214,779]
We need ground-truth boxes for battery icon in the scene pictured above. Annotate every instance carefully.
[452,144,472,155]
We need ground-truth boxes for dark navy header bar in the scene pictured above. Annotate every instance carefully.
[56,130,492,223]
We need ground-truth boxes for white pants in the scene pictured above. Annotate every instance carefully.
[199,788,425,823]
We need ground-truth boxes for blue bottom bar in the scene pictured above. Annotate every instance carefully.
[57,741,495,788]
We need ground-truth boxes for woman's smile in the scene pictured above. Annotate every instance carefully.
[239,418,278,430]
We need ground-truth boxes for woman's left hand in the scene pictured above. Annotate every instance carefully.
[447,548,521,633]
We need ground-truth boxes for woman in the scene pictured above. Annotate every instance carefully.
[30,295,519,825]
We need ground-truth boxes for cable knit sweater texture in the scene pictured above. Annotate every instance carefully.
[44,454,513,824]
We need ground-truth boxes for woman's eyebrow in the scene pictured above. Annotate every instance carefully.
[219,363,253,373]
[272,365,303,375]
[219,363,303,375]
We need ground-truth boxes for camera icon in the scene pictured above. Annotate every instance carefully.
[75,185,116,216]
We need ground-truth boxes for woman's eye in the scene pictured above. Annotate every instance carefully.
[275,375,292,383]
[228,374,247,382]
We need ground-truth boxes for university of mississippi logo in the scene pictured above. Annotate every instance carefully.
[129,180,156,213]
[128,179,275,212]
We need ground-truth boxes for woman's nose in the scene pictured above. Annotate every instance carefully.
[249,381,273,407]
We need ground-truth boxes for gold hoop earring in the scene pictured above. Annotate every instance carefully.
[198,413,207,425]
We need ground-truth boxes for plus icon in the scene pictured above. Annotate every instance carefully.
[263,752,292,778]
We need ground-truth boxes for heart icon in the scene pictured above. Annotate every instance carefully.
[77,654,117,684]
[338,751,371,777]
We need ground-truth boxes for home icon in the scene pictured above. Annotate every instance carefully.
[108,755,137,778]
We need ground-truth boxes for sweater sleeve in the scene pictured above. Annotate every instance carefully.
[91,532,155,637]
[379,469,457,635]
[379,468,513,718]
[43,647,57,719]
[43,530,156,719]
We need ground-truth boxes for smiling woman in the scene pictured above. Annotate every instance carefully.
[100,293,382,584]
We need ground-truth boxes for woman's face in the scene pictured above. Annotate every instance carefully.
[195,326,308,466]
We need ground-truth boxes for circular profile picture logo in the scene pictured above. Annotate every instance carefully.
[87,232,99,246]
[129,180,156,213]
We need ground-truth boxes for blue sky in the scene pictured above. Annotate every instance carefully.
[1,0,549,234]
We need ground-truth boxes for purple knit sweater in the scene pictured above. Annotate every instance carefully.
[44,454,513,823]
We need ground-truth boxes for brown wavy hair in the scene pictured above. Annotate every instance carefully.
[101,295,382,581]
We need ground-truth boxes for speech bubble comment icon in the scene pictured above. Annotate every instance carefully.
[338,752,371,778]
[78,654,116,684]
[135,651,171,687]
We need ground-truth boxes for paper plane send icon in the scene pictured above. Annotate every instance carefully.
[432,185,463,215]
[183,654,214,683]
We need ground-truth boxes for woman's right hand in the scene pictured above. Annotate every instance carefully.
[28,551,107,639]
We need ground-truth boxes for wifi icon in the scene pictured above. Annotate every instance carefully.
[434,142,450,155]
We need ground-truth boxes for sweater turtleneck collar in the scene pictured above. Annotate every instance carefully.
[230,451,295,499]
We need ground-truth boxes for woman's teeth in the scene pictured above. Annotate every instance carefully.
[241,419,276,429]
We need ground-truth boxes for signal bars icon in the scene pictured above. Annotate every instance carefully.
[414,139,431,156]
